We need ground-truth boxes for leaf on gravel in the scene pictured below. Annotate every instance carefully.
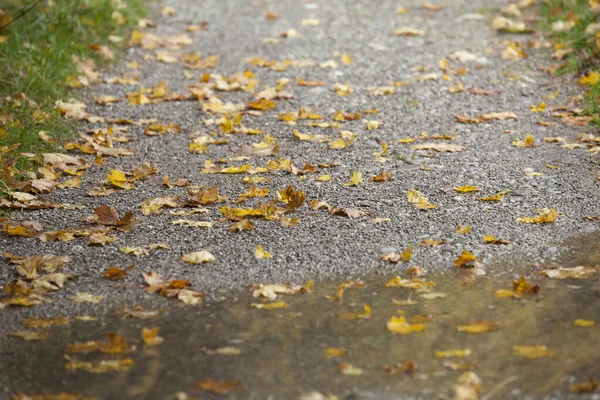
[512,345,554,359]
[455,111,517,123]
[181,251,216,264]
[410,142,465,152]
[516,208,558,224]
[407,190,437,210]
[457,321,501,333]
[453,251,477,268]
[325,348,348,358]
[329,207,367,218]
[570,378,599,394]
[229,219,255,232]
[103,266,129,280]
[512,134,535,148]
[483,235,510,245]
[476,189,510,202]
[170,219,216,228]
[392,27,425,36]
[121,246,151,257]
[343,171,363,187]
[106,169,133,190]
[387,316,427,334]
[255,245,272,259]
[454,185,478,193]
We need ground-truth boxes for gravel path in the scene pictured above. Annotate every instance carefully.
[1,0,600,398]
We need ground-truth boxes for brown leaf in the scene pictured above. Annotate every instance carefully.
[195,379,243,394]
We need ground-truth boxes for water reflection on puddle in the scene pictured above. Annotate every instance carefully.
[4,268,600,400]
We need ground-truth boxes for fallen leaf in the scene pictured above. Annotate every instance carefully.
[407,190,437,210]
[142,327,164,346]
[457,321,501,333]
[512,345,554,359]
[387,316,427,334]
[181,251,216,264]
[255,245,273,259]
[516,208,558,224]
[573,319,595,328]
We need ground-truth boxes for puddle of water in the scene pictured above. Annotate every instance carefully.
[2,270,599,400]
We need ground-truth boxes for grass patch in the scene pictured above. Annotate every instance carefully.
[541,0,600,125]
[0,0,146,180]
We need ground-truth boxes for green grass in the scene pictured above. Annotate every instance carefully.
[541,0,600,126]
[0,0,146,184]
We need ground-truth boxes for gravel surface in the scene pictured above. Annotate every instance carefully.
[1,0,600,398]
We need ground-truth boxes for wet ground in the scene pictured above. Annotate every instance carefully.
[2,233,599,400]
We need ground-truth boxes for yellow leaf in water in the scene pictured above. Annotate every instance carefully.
[181,251,216,264]
[452,372,482,400]
[251,301,288,309]
[387,316,427,334]
[106,169,133,190]
[338,363,363,375]
[400,245,413,262]
[516,208,558,224]
[407,190,437,210]
[384,276,435,290]
[141,327,164,346]
[457,321,501,333]
[573,319,595,327]
[338,304,372,320]
[454,186,479,193]
[512,345,554,359]
[325,348,348,358]
[542,266,598,279]
[343,171,363,187]
[9,330,50,341]
[435,349,472,358]
[255,245,272,259]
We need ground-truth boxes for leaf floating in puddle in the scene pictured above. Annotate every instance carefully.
[64,357,134,373]
[202,346,242,355]
[457,321,501,333]
[251,301,288,310]
[387,316,427,334]
[9,330,50,341]
[195,379,243,395]
[512,345,554,359]
[141,327,164,346]
[435,349,472,358]
[452,372,482,400]
[541,266,598,279]
[338,303,372,320]
[573,319,595,328]
[324,348,348,358]
[337,363,363,376]
[570,378,599,393]
[383,360,418,374]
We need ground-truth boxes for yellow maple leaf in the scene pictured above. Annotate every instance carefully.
[573,319,595,327]
[530,102,546,113]
[343,171,363,187]
[338,304,372,320]
[579,72,600,86]
[453,250,477,268]
[512,134,535,148]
